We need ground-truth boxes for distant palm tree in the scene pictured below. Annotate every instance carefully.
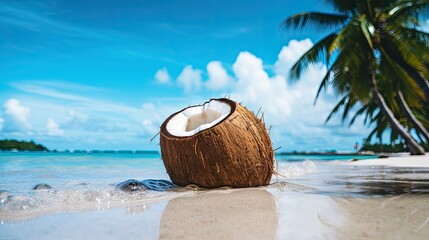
[282,0,429,155]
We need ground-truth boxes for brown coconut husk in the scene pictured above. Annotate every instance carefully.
[160,98,274,188]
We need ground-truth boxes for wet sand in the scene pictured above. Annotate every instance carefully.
[2,186,429,240]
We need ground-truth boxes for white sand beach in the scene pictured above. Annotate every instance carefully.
[349,154,429,168]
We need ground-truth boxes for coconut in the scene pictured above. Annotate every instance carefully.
[159,98,274,188]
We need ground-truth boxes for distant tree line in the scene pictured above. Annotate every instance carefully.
[0,139,48,151]
[360,139,429,153]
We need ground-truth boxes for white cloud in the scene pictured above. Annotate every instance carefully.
[274,38,313,78]
[228,39,329,127]
[205,61,233,90]
[2,98,31,132]
[231,51,291,123]
[154,67,171,84]
[177,65,202,92]
[229,48,328,126]
[4,98,30,123]
[0,118,4,131]
[47,118,64,136]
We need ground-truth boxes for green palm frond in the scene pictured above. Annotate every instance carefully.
[289,32,338,81]
[314,69,332,105]
[364,102,379,126]
[365,111,388,142]
[349,104,369,126]
[282,12,348,31]
[358,17,374,49]
[341,94,358,121]
[314,29,366,103]
[378,44,425,99]
[322,0,357,14]
[378,53,424,107]
[387,0,429,21]
[373,113,389,141]
[384,25,429,69]
[414,108,429,127]
[325,94,348,123]
[329,47,368,97]
[366,127,378,142]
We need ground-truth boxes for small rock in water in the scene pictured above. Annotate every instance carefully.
[142,179,176,191]
[33,183,52,190]
[0,190,10,197]
[117,179,147,192]
[0,190,12,204]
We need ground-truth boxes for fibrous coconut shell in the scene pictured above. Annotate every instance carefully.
[160,98,273,188]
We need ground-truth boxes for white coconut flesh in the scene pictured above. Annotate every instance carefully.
[166,100,231,137]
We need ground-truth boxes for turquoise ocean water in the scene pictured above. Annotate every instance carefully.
[0,151,379,198]
[0,152,167,195]
[0,152,374,194]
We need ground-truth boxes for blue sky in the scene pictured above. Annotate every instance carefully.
[3,0,425,151]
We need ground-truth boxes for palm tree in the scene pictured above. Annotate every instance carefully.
[325,79,428,152]
[282,0,428,155]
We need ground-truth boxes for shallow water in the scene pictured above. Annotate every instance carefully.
[278,160,429,196]
[1,152,429,239]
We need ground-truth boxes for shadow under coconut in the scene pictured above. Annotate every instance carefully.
[158,188,278,240]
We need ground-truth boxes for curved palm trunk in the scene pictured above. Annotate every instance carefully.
[369,71,426,155]
[397,90,429,143]
[416,132,429,151]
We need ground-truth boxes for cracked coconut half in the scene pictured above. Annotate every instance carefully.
[160,98,274,188]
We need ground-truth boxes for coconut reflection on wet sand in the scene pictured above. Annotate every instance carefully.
[1,153,429,239]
